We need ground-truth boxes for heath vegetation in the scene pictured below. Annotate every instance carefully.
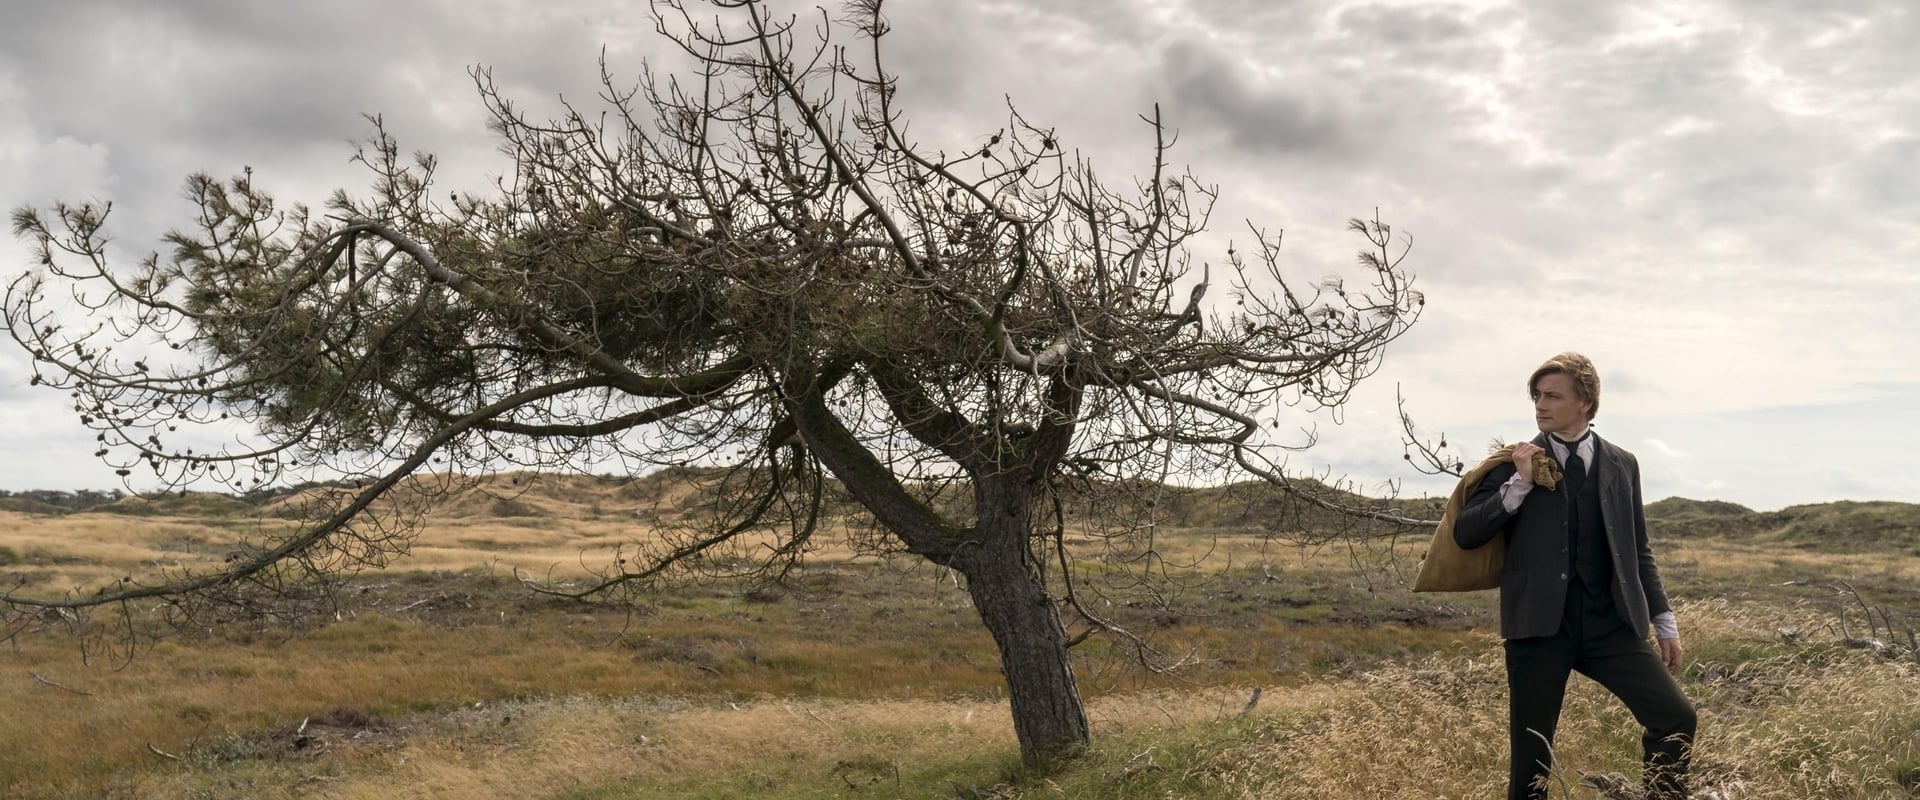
[2,475,1916,799]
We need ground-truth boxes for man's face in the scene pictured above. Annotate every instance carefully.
[1532,371,1593,438]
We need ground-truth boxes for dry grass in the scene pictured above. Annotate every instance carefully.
[32,597,1914,799]
[1209,599,1920,799]
[3,484,1918,799]
[0,511,241,588]
[103,690,1302,800]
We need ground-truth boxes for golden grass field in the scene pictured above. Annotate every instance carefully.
[1,474,1917,799]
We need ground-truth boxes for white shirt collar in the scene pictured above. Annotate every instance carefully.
[1547,430,1595,466]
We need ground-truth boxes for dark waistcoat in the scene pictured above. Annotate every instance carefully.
[1564,449,1613,599]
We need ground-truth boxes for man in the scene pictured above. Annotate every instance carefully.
[1454,352,1696,799]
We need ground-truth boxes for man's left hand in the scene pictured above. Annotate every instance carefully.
[1657,637,1684,674]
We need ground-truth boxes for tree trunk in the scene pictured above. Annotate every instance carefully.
[960,478,1090,766]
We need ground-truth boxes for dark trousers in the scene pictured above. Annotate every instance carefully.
[1504,585,1696,799]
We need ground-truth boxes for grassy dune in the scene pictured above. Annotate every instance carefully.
[2,477,1917,798]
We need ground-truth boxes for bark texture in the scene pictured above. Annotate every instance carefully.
[958,475,1090,763]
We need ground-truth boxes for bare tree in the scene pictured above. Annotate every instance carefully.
[4,0,1420,764]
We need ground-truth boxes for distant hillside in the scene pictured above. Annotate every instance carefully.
[1762,500,1920,552]
[1642,497,1769,539]
[1645,497,1755,519]
[84,491,255,518]
[0,488,127,515]
[1646,496,1920,553]
[249,468,739,522]
[9,474,1917,551]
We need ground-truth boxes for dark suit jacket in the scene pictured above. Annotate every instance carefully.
[1453,432,1671,640]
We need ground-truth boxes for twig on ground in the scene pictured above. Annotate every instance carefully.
[29,672,92,696]
[1122,746,1163,775]
[146,742,182,761]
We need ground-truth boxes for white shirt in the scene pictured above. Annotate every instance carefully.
[1494,429,1679,641]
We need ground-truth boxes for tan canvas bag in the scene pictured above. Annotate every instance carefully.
[1412,444,1561,592]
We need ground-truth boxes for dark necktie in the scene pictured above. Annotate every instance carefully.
[1557,432,1594,590]
[1556,434,1588,491]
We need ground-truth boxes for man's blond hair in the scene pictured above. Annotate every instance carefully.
[1529,352,1600,421]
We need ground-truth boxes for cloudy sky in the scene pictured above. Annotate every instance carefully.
[2,0,1914,510]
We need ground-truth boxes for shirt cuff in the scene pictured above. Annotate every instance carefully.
[1497,471,1533,513]
[1653,611,1679,641]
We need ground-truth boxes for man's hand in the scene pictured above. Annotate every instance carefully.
[1510,442,1543,485]
[1658,637,1684,675]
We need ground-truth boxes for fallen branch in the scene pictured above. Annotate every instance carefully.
[146,742,182,761]
[29,672,92,696]
[393,597,434,613]
[1830,582,1915,660]
[1122,746,1163,776]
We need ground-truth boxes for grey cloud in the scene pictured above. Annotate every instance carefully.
[1155,38,1360,159]
[1521,33,1753,162]
[1509,0,1629,46]
[0,128,116,208]
[1681,170,1808,228]
[1171,0,1324,37]
[881,0,1160,113]
[1596,363,1646,402]
[1850,137,1920,209]
[2,0,670,251]
[1336,3,1474,42]
[3,0,633,157]
[878,2,1045,115]
[1394,2,1913,281]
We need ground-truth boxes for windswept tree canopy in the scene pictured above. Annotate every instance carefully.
[6,0,1420,764]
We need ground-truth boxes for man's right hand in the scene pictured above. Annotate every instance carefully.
[1510,442,1543,485]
